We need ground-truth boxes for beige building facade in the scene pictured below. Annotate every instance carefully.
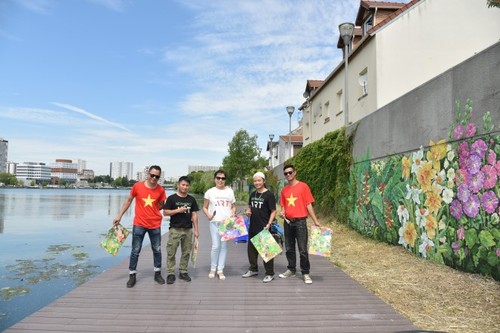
[304,0,500,146]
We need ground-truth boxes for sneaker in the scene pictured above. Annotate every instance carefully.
[263,275,274,283]
[241,270,258,278]
[303,274,312,284]
[166,274,176,284]
[179,272,191,282]
[278,269,296,278]
[126,273,136,288]
[154,272,166,285]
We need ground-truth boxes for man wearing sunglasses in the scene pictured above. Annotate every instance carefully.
[113,165,167,288]
[279,164,321,284]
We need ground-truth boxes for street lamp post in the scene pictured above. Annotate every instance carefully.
[338,22,355,127]
[268,134,275,169]
[286,106,295,160]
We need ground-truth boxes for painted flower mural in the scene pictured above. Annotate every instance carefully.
[349,100,500,280]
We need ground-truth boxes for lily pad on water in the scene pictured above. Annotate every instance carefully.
[1,286,30,301]
[2,243,100,300]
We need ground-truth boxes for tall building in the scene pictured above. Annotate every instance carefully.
[51,159,78,183]
[76,159,87,172]
[16,162,52,184]
[110,161,133,180]
[0,138,7,173]
[6,161,17,174]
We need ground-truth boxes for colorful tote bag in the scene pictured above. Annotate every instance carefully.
[308,225,332,257]
[250,229,282,263]
[217,215,248,241]
[100,224,130,256]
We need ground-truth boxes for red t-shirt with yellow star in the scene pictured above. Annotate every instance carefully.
[131,181,167,229]
[280,181,315,219]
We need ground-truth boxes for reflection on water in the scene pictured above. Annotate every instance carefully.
[0,188,170,331]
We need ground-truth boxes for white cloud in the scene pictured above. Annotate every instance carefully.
[52,102,131,132]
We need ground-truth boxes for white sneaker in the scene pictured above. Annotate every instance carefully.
[242,270,258,278]
[263,275,274,283]
[303,274,312,284]
[278,269,296,278]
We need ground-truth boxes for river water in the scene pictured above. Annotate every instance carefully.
[0,188,172,331]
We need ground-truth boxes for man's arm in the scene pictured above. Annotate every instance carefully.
[192,211,199,238]
[306,203,321,227]
[113,195,134,225]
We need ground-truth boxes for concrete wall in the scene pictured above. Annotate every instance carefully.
[352,41,500,162]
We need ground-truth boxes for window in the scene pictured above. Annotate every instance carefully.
[322,101,330,122]
[336,90,343,116]
[358,68,368,98]
[363,15,373,35]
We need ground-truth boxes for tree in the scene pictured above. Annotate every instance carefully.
[222,129,268,191]
[189,170,216,194]
[0,173,18,186]
[113,176,128,187]
[487,0,500,8]
[94,175,113,184]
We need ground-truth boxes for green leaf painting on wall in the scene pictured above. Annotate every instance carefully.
[348,100,500,280]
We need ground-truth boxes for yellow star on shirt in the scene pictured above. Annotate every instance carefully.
[142,194,156,207]
[286,193,297,207]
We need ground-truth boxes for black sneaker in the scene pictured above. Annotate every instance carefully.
[126,273,136,288]
[154,272,166,285]
[179,272,191,282]
[166,274,176,284]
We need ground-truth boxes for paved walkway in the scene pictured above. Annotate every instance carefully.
[5,213,421,333]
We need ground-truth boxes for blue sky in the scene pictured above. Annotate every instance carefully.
[0,0,405,178]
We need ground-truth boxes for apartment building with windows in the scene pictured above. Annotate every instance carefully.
[303,0,500,146]
[110,161,133,180]
[51,159,78,183]
[16,162,52,184]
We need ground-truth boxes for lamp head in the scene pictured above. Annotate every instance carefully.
[286,106,295,117]
[269,134,275,141]
[338,22,355,44]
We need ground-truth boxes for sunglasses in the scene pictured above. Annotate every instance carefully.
[283,171,294,176]
[215,176,226,181]
[149,174,161,179]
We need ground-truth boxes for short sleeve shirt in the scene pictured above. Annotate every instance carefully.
[248,190,276,235]
[131,181,167,229]
[279,181,314,219]
[164,193,199,229]
[204,186,235,222]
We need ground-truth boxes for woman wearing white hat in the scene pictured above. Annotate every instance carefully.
[242,171,277,283]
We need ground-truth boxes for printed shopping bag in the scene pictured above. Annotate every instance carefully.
[100,224,130,256]
[308,225,332,257]
[234,216,250,243]
[191,237,199,268]
[250,229,282,263]
[217,215,248,241]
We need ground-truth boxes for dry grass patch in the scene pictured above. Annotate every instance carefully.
[327,219,500,333]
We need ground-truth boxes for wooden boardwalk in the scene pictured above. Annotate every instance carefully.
[5,214,421,333]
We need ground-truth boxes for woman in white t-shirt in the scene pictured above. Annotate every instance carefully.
[203,169,236,280]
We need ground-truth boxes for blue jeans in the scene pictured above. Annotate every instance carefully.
[209,222,227,271]
[283,219,310,274]
[129,225,162,273]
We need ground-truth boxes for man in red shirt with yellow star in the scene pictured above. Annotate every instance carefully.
[113,165,167,288]
[279,164,321,284]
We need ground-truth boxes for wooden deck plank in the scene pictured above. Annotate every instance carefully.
[4,213,420,333]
